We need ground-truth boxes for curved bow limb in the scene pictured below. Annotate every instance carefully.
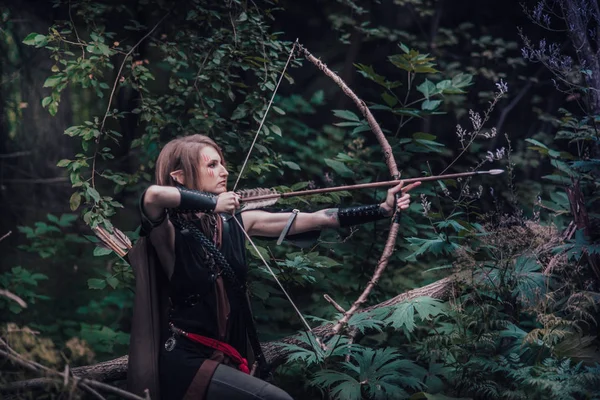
[297,43,403,335]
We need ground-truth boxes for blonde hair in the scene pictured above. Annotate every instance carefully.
[155,134,226,191]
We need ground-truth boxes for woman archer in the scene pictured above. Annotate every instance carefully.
[126,134,420,400]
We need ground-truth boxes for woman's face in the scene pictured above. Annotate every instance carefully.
[197,146,229,193]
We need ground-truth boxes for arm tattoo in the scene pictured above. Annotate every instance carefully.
[324,208,339,223]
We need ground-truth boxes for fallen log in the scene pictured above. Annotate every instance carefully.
[64,273,463,383]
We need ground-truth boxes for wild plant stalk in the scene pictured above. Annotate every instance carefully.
[429,82,509,222]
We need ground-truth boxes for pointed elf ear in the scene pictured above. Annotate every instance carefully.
[169,170,185,186]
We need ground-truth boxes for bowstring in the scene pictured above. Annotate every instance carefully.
[232,217,325,355]
[230,40,325,356]
[232,39,298,192]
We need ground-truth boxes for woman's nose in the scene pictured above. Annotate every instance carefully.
[220,166,229,176]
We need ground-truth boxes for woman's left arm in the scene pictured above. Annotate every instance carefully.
[241,181,420,237]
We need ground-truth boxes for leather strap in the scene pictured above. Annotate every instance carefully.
[277,209,299,245]
[337,204,387,227]
[176,185,217,213]
[183,359,220,400]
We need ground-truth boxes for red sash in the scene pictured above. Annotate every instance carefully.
[170,323,250,374]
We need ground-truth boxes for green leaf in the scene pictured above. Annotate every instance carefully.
[412,132,437,141]
[421,99,442,111]
[42,97,53,107]
[95,43,111,56]
[382,92,398,107]
[87,187,101,202]
[48,101,58,116]
[93,247,112,256]
[411,296,447,320]
[272,106,286,115]
[332,109,360,122]
[57,159,71,167]
[22,32,40,45]
[450,73,473,89]
[70,192,82,211]
[542,174,571,184]
[310,371,361,400]
[347,313,385,334]
[416,79,437,99]
[270,124,282,136]
[282,161,301,171]
[247,243,269,260]
[43,76,62,88]
[387,302,415,331]
[88,278,107,290]
[47,214,59,224]
[324,159,354,178]
[525,138,549,149]
[23,33,48,47]
[310,90,325,105]
[59,214,78,227]
[106,276,120,289]
[231,104,247,120]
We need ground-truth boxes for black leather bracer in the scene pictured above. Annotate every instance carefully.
[176,186,217,213]
[337,204,388,227]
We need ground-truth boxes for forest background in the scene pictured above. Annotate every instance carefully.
[0,0,599,399]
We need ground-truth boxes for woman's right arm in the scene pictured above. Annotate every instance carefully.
[142,185,241,221]
[142,185,182,221]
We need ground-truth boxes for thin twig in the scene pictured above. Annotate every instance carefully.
[68,0,85,59]
[0,340,145,400]
[229,12,237,46]
[92,12,170,189]
[0,289,26,308]
[0,151,32,159]
[323,294,346,313]
[0,230,11,242]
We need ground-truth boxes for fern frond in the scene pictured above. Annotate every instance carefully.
[347,312,385,334]
[310,370,361,400]
[384,296,447,333]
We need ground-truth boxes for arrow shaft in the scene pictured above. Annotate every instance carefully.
[240,170,499,203]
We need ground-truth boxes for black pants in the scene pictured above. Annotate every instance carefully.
[206,364,293,400]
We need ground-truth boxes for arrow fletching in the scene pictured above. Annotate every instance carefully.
[238,188,280,210]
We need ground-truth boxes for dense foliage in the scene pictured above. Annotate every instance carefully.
[1,0,599,399]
